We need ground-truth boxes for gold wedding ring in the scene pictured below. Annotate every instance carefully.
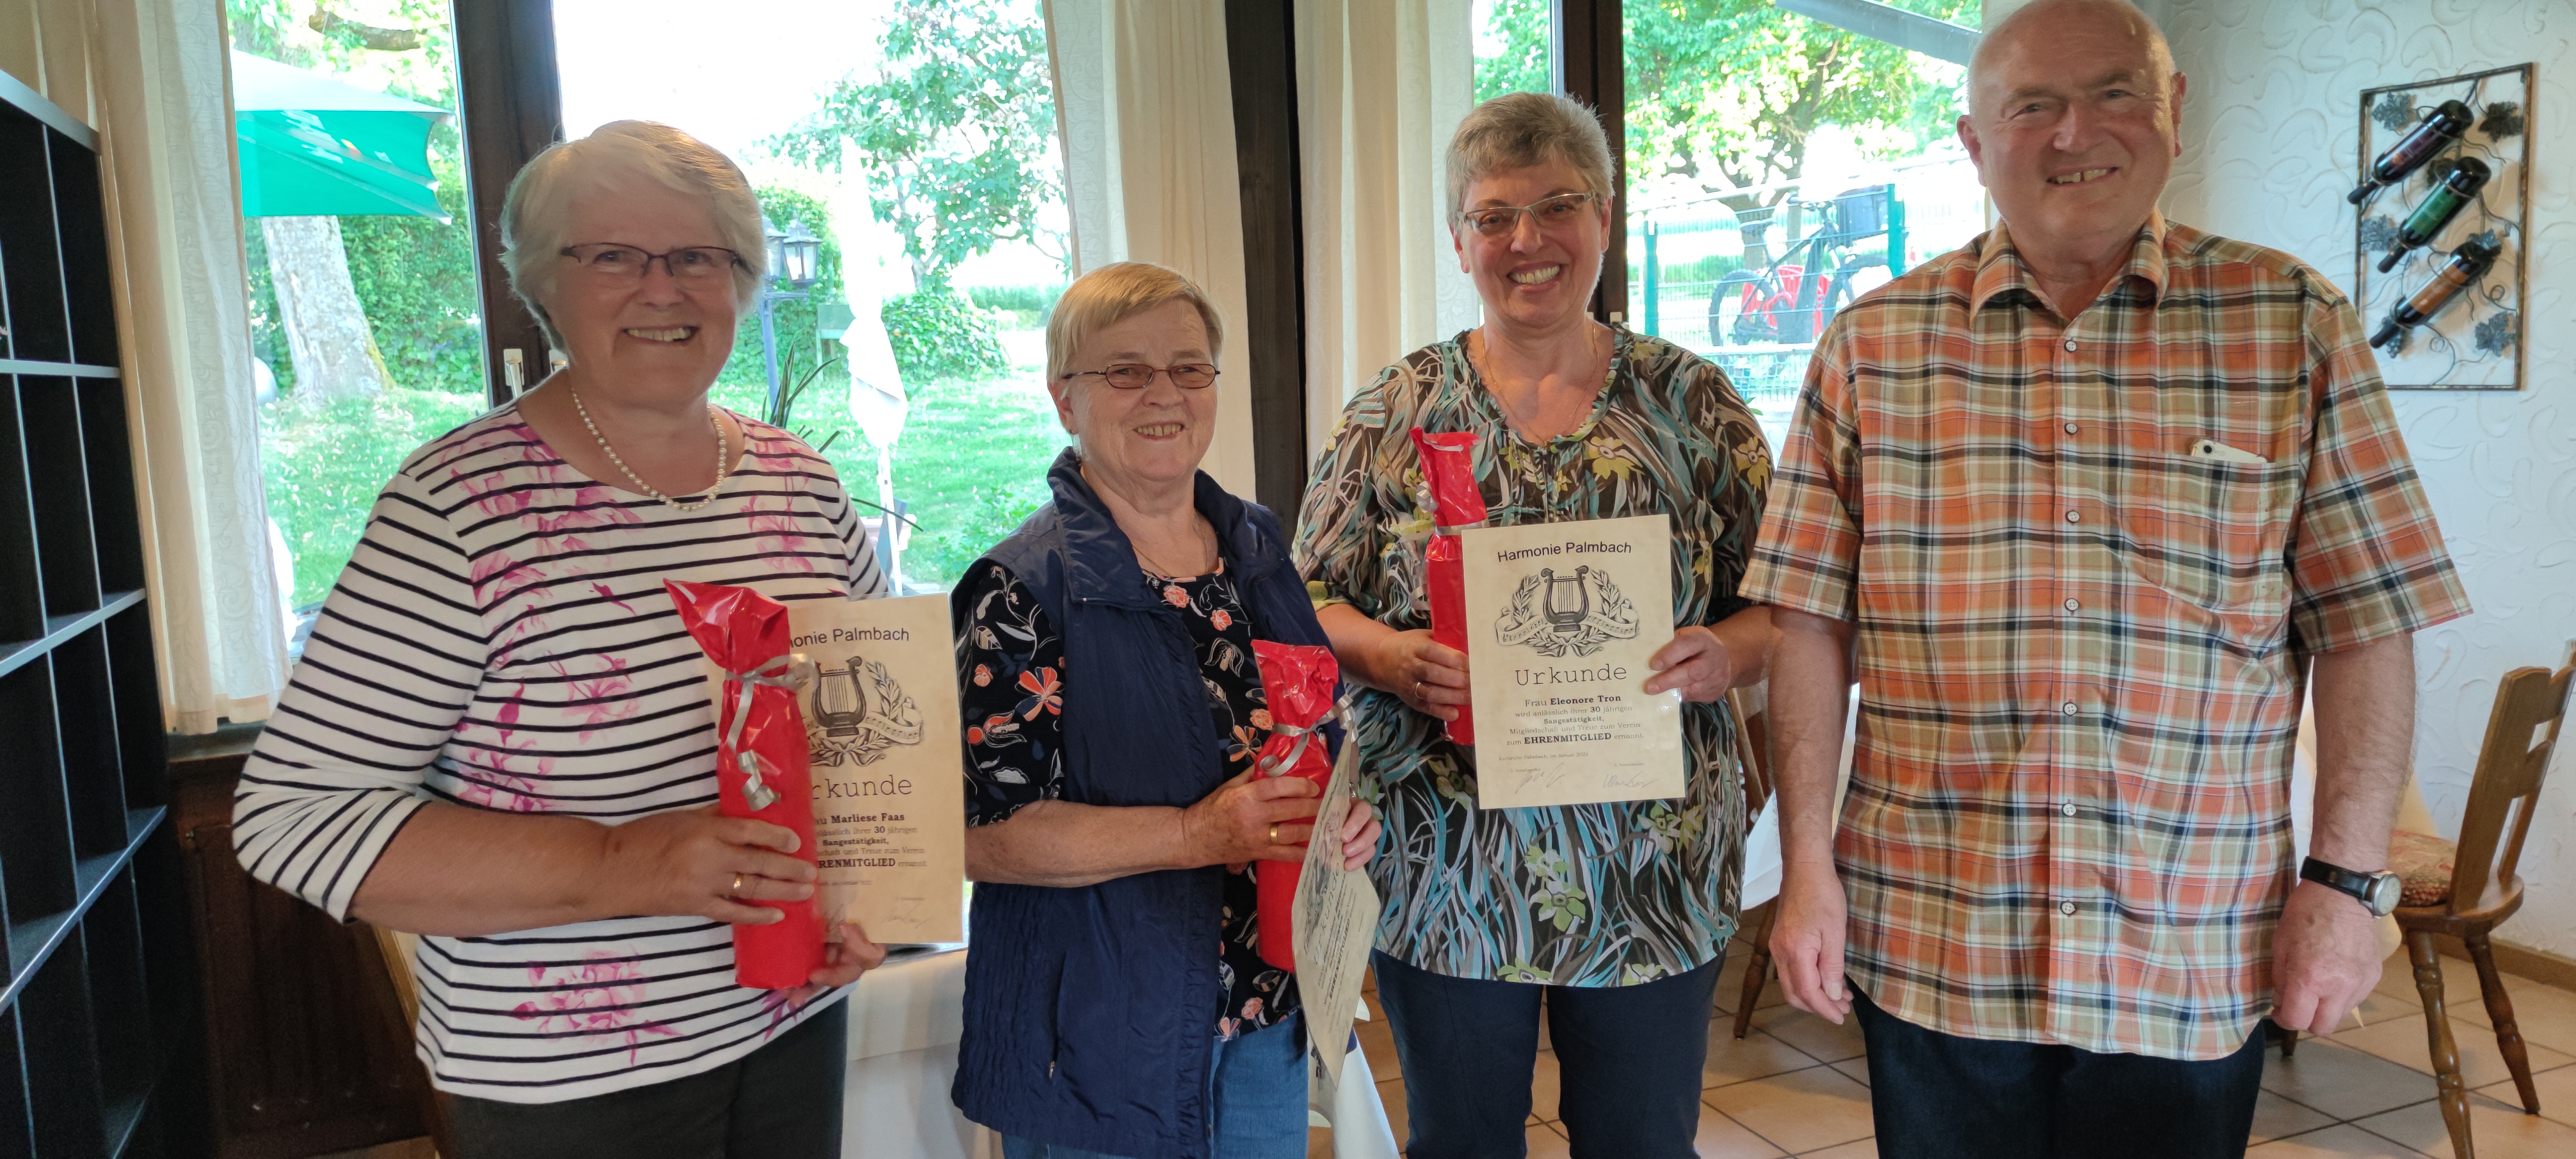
[1268,823,1283,844]
[729,872,745,899]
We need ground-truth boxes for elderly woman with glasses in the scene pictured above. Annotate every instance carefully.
[232,121,886,1159]
[949,262,1380,1159]
[1291,92,1775,1158]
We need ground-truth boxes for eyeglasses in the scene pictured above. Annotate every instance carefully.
[558,243,745,284]
[1455,191,1602,237]
[1061,363,1220,390]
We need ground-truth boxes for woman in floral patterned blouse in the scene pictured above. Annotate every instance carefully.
[1292,93,1773,1159]
[950,262,1380,1159]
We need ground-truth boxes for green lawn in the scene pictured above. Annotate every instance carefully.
[259,364,1066,608]
[261,387,492,607]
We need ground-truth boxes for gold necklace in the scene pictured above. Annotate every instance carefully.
[1134,524,1215,579]
[569,387,731,512]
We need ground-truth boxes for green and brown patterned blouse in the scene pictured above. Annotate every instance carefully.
[1291,325,1772,987]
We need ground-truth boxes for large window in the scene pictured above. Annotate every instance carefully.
[553,0,1072,593]
[1622,0,1979,446]
[232,0,1074,606]
[227,0,488,617]
[1473,0,1984,448]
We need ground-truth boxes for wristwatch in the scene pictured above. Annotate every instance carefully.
[2301,856,2404,918]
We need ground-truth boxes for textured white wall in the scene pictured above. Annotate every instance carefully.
[2144,0,2576,955]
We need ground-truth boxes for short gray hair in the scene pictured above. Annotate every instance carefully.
[1045,262,1226,382]
[1445,92,1614,216]
[500,121,767,350]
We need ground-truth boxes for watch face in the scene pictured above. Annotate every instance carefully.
[2368,872,2404,914]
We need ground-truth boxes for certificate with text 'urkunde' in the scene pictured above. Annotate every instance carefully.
[1458,513,1684,808]
[702,593,966,943]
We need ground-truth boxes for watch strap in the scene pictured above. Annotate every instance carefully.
[2301,856,2399,916]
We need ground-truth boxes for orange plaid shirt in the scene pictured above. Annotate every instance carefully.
[1741,214,2470,1060]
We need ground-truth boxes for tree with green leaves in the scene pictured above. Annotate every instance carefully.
[1624,0,1971,203]
[765,0,1063,291]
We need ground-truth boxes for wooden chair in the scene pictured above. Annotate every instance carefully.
[368,923,452,1156]
[1726,685,1777,1040]
[2385,663,2572,1159]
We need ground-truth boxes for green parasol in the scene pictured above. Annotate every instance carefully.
[232,50,451,220]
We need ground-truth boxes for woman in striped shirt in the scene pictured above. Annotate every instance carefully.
[234,122,884,1159]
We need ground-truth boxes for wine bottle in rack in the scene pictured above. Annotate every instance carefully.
[2369,237,2500,349]
[2347,100,2474,204]
[2376,157,2491,273]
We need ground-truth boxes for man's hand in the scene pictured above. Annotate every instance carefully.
[2271,880,2384,1034]
[1644,626,1733,702]
[1771,861,1855,1023]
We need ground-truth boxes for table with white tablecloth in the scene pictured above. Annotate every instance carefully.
[838,946,1399,1159]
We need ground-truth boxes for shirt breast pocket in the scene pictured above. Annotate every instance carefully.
[2115,453,2301,625]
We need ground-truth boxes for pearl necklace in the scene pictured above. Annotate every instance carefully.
[569,387,731,512]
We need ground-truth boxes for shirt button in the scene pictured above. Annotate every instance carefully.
[2063,422,2079,435]
[2061,801,2078,817]
[2060,701,2079,715]
[2059,900,2079,916]
[2064,509,2082,524]
[2063,338,2078,352]
[2063,597,2081,612]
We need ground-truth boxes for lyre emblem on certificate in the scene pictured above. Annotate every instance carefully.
[799,653,927,768]
[1495,564,1640,658]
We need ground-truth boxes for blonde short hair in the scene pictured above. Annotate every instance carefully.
[500,121,767,350]
[1044,262,1227,381]
[1445,92,1615,216]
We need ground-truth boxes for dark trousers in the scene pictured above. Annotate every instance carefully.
[441,998,848,1159]
[1853,988,2266,1159]
[1371,949,1723,1159]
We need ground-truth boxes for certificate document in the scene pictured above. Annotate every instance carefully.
[1295,725,1380,1116]
[1457,513,1684,808]
[704,593,966,943]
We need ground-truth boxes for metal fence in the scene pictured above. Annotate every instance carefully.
[1625,155,1986,438]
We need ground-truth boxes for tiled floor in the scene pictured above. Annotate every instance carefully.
[1316,939,2576,1158]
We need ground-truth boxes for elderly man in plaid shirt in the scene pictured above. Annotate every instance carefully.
[1745,2,2472,1156]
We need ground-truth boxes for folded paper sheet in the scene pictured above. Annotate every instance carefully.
[1295,710,1381,1117]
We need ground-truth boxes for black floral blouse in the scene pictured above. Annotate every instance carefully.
[955,556,1296,1040]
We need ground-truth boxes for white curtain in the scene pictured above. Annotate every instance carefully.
[92,0,291,732]
[1295,0,1478,461]
[1044,0,1258,499]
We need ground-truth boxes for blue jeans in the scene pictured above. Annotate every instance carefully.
[1853,988,2266,1159]
[1371,949,1724,1159]
[1001,1011,1309,1159]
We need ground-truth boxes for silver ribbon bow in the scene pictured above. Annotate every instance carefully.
[1256,703,1347,776]
[722,654,814,812]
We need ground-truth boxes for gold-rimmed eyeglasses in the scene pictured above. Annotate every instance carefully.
[558,243,745,284]
[1060,363,1220,390]
[1454,191,1602,237]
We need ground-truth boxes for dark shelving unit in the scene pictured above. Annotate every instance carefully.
[2,71,178,1159]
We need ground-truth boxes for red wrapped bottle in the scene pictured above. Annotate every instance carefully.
[665,580,826,990]
[1249,640,1340,972]
[1408,428,1487,744]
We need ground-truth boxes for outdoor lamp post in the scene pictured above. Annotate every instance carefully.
[781,220,821,286]
[756,216,822,416]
